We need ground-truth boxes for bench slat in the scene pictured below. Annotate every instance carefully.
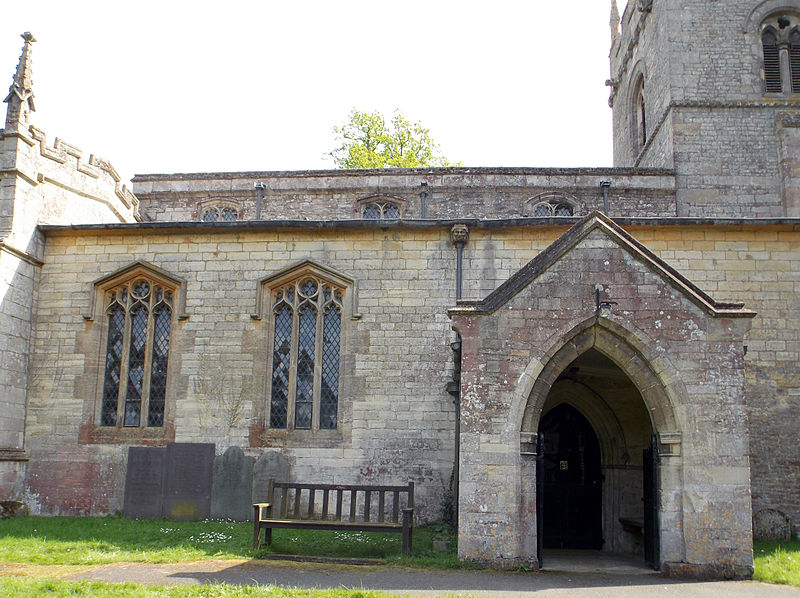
[392,490,399,523]
[335,489,343,521]
[322,488,330,519]
[378,491,385,522]
[349,489,357,521]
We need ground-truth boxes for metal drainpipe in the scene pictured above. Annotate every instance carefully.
[600,180,611,215]
[448,224,469,528]
[254,181,266,220]
[449,336,462,527]
[420,181,428,218]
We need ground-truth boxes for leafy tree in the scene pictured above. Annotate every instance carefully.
[329,109,458,169]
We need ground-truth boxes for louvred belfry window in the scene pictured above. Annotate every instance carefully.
[101,277,173,427]
[790,29,800,93]
[269,275,343,430]
[763,29,782,93]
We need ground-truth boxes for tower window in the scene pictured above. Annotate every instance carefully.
[760,16,800,95]
[763,29,782,93]
[632,75,646,155]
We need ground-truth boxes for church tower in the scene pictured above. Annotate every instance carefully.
[608,0,800,217]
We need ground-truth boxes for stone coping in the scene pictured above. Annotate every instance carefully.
[132,166,674,182]
[38,216,800,235]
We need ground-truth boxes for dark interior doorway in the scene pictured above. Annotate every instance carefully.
[539,403,603,549]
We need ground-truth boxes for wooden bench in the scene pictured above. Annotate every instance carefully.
[253,478,415,555]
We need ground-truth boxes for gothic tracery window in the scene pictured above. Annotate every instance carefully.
[100,277,174,428]
[268,274,344,431]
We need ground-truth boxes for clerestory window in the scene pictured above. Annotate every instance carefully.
[268,275,344,431]
[100,276,174,428]
[525,194,577,218]
[200,203,239,222]
[761,15,800,95]
[358,197,403,220]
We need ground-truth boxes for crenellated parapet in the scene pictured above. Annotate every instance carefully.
[26,125,139,219]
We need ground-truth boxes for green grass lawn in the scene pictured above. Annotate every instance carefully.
[753,539,800,586]
[0,577,409,598]
[0,516,461,568]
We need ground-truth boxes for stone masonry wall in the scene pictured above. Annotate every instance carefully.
[26,225,459,519]
[25,220,800,544]
[133,169,677,222]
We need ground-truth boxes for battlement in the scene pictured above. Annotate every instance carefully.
[22,125,139,220]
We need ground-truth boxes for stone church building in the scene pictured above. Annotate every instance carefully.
[1,0,799,578]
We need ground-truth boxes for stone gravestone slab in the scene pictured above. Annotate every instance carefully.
[123,447,167,519]
[251,452,290,519]
[753,508,792,541]
[211,446,253,521]
[163,442,215,521]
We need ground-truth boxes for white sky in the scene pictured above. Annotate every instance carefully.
[1,1,627,182]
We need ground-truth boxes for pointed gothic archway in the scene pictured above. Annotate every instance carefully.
[517,317,683,570]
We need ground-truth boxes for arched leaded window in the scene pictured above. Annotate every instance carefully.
[100,277,174,428]
[358,197,403,220]
[524,193,578,218]
[201,205,239,222]
[268,274,344,430]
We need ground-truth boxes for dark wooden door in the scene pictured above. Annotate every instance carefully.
[539,403,603,549]
[643,435,660,569]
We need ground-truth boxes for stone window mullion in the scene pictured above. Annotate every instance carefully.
[311,287,324,431]
[140,294,157,425]
[116,290,133,426]
[779,43,793,95]
[286,284,300,430]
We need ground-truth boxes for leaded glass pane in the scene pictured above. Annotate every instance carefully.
[202,208,219,222]
[554,204,573,216]
[221,207,238,221]
[269,304,293,428]
[300,279,318,297]
[320,305,341,430]
[383,203,400,218]
[147,305,171,427]
[533,203,552,217]
[295,304,317,429]
[362,203,381,219]
[101,304,125,426]
[124,305,148,427]
[132,280,150,299]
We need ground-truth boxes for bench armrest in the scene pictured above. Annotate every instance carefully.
[252,503,271,519]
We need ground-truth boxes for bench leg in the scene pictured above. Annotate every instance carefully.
[402,508,413,555]
[265,527,272,547]
[253,505,262,550]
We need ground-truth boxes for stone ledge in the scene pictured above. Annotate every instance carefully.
[0,448,29,461]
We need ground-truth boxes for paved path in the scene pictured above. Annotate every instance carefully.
[56,558,800,597]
